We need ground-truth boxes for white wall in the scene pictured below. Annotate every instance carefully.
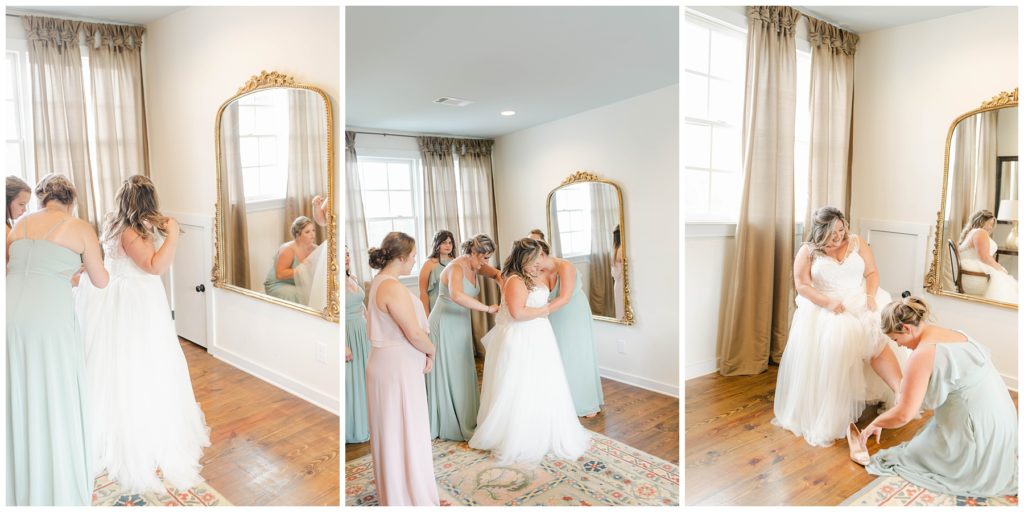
[684,227,734,379]
[850,6,1018,388]
[144,6,341,412]
[246,207,286,292]
[493,85,680,396]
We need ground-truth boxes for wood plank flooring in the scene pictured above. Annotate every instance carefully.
[182,339,340,506]
[685,365,1018,506]
[345,357,679,465]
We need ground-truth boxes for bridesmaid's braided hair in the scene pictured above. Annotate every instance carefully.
[880,293,931,334]
[501,238,544,290]
[34,173,76,208]
[368,231,415,270]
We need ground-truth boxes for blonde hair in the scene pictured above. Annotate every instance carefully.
[880,295,931,334]
[34,173,76,208]
[104,175,169,242]
[958,209,995,245]
[290,216,314,239]
[461,233,496,256]
[805,206,847,254]
[501,238,544,290]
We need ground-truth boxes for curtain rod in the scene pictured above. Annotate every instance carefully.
[349,130,490,141]
[5,10,144,27]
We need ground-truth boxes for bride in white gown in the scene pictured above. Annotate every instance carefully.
[469,238,591,465]
[957,209,1018,303]
[75,176,210,493]
[774,207,907,447]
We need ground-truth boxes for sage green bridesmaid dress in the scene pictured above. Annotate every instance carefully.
[264,252,300,303]
[345,285,370,443]
[549,266,605,416]
[426,275,480,440]
[425,259,448,311]
[6,220,91,505]
[867,335,1017,497]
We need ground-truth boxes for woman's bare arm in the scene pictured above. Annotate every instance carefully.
[122,219,179,276]
[274,244,298,280]
[447,263,495,312]
[418,258,436,314]
[548,260,574,312]
[378,279,435,356]
[505,276,551,321]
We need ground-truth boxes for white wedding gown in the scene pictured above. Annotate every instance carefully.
[959,229,1018,303]
[469,282,591,465]
[75,232,210,493]
[293,241,329,310]
[773,236,908,447]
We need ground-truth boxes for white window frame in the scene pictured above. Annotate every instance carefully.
[357,150,425,273]
[237,90,289,204]
[6,40,35,186]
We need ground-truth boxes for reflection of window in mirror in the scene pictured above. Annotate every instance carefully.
[238,90,289,204]
[555,185,592,257]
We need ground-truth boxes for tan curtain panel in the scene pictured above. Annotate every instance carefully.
[806,17,858,224]
[418,136,462,249]
[284,90,327,243]
[345,131,372,285]
[454,138,500,349]
[947,112,998,245]
[718,6,799,376]
[587,183,617,317]
[221,103,250,289]
[22,16,96,224]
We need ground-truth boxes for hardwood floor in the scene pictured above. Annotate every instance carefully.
[685,365,1018,506]
[345,357,679,465]
[182,339,340,506]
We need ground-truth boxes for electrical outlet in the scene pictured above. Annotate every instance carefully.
[315,342,327,363]
[617,339,626,354]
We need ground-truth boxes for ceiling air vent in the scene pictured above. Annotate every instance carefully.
[433,96,474,107]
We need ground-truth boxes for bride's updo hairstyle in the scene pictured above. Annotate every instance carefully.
[105,175,171,242]
[368,231,416,270]
[462,233,496,257]
[880,295,931,334]
[34,173,77,208]
[501,237,544,290]
[805,206,847,254]
[958,209,995,245]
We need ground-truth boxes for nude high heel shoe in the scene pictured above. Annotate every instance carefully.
[847,423,870,466]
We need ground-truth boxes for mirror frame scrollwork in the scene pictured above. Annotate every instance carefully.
[924,88,1018,310]
[212,70,340,322]
[546,171,635,325]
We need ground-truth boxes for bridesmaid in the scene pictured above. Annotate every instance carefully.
[264,216,317,303]
[856,295,1017,497]
[426,234,501,441]
[418,229,455,314]
[345,246,370,444]
[365,232,439,506]
[7,174,109,505]
[6,175,31,238]
[537,240,604,417]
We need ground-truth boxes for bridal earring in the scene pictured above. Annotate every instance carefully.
[846,423,869,465]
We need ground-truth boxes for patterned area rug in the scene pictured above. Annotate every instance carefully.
[346,432,678,506]
[841,475,1018,507]
[92,471,232,506]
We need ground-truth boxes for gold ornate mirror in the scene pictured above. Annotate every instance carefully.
[213,71,339,322]
[546,171,634,325]
[926,88,1018,309]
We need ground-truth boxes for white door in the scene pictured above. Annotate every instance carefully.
[171,221,209,347]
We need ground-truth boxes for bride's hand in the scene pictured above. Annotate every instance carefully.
[826,298,845,314]
[866,295,877,311]
[423,354,434,374]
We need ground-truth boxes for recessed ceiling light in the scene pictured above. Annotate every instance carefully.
[500,110,516,116]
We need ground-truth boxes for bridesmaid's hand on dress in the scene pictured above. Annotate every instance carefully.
[345,345,353,363]
[860,423,883,446]
[487,304,499,314]
[423,354,434,374]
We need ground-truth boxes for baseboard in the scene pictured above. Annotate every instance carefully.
[685,359,719,380]
[208,345,340,415]
[598,367,678,398]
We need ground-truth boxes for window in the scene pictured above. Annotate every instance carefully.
[238,90,289,203]
[5,47,33,182]
[358,155,421,264]
[553,183,592,257]
[684,11,812,224]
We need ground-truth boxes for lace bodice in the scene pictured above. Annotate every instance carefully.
[495,283,550,324]
[809,236,866,295]
[102,230,164,279]
[959,229,997,261]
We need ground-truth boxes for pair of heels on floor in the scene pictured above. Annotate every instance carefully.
[846,423,871,466]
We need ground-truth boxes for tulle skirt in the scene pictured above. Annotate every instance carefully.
[773,287,907,447]
[76,273,210,493]
[294,242,329,309]
[959,257,1019,303]
[469,314,590,465]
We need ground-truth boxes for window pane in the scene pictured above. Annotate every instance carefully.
[558,211,572,230]
[684,169,710,218]
[367,220,394,248]
[710,29,744,81]
[360,161,388,189]
[711,125,741,171]
[571,232,587,254]
[259,137,277,165]
[7,142,21,176]
[389,191,412,217]
[363,191,390,218]
[684,71,709,119]
[685,21,710,74]
[709,172,741,219]
[684,123,711,168]
[393,218,416,238]
[387,161,411,189]
[709,77,742,124]
[5,53,16,101]
[239,106,255,135]
[242,167,259,196]
[260,165,280,197]
[255,107,274,134]
[239,138,259,167]
[6,100,18,139]
[794,140,810,221]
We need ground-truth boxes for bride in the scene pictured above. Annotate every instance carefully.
[469,238,591,465]
[75,175,210,492]
[957,209,1018,303]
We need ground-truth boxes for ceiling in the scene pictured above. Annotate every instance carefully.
[798,6,984,34]
[7,6,185,25]
[346,6,679,138]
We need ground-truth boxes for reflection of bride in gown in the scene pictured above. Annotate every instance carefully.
[958,213,1018,303]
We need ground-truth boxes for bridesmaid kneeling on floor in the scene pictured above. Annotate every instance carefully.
[365,232,439,506]
[851,295,1017,497]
